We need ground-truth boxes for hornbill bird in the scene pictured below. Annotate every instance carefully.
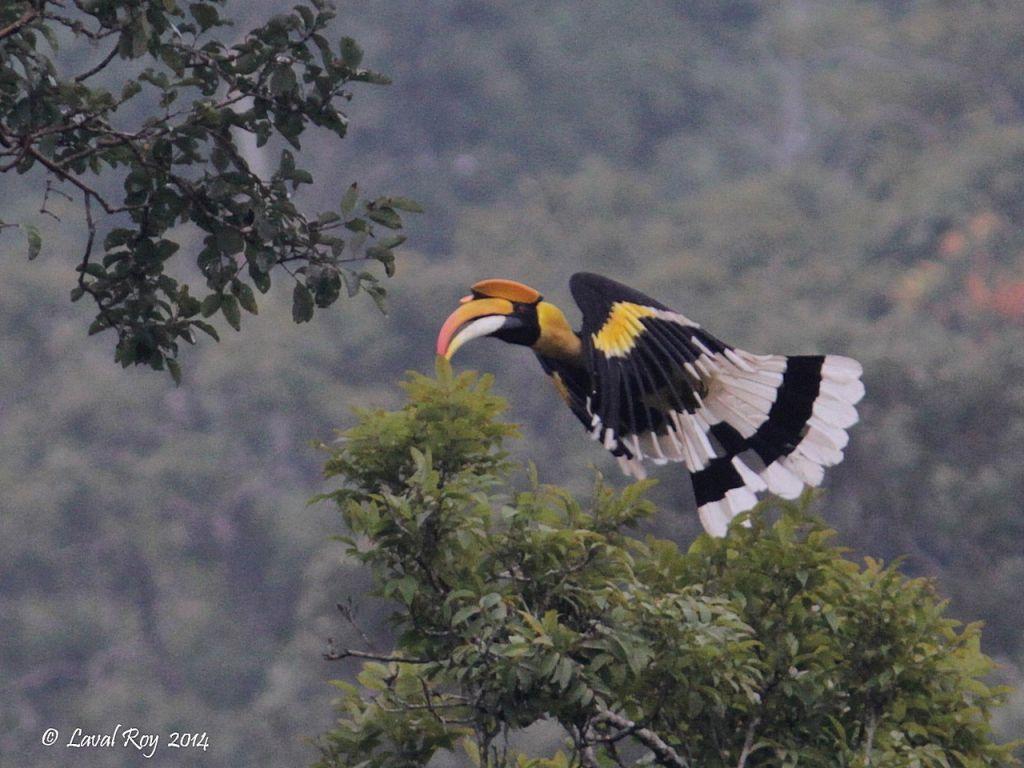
[436,273,864,536]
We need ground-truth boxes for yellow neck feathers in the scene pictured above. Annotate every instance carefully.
[533,301,583,362]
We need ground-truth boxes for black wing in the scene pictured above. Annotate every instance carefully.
[536,354,647,478]
[568,272,865,536]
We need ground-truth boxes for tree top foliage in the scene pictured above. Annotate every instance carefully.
[314,361,1016,768]
[0,0,418,379]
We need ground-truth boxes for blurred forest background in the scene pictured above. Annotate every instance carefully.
[3,1,1024,765]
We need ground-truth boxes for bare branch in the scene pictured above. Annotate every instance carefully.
[40,8,125,40]
[322,640,429,665]
[25,145,119,214]
[590,723,638,744]
[575,725,600,768]
[863,712,877,766]
[74,43,118,83]
[593,708,689,768]
[0,6,39,41]
[335,598,375,649]
[76,191,119,336]
[736,717,760,768]
[416,679,475,727]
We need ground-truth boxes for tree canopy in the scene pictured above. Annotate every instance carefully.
[314,363,1015,768]
[0,0,417,377]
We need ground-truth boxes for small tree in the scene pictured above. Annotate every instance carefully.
[0,0,417,377]
[313,362,1016,768]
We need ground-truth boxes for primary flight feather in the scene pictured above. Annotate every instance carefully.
[436,273,864,537]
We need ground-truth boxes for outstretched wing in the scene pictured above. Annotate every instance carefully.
[569,272,864,536]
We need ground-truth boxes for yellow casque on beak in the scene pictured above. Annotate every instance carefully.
[436,298,514,359]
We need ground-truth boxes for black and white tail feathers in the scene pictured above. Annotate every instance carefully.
[688,351,863,536]
[573,342,865,537]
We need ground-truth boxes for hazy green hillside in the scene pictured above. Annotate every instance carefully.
[3,1,1023,765]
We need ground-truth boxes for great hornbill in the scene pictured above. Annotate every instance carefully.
[436,273,864,536]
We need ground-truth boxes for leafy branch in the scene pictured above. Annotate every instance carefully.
[0,0,420,378]
[311,364,1016,768]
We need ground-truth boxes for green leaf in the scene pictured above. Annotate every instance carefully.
[340,183,358,214]
[234,53,261,75]
[201,293,221,318]
[270,65,298,96]
[352,69,392,85]
[121,80,142,101]
[23,224,41,260]
[385,196,424,213]
[366,245,395,277]
[117,18,149,60]
[233,282,259,314]
[167,358,182,385]
[554,656,574,690]
[367,206,402,230]
[342,270,360,297]
[365,284,387,314]
[192,320,220,341]
[221,294,241,331]
[294,4,315,29]
[79,263,106,278]
[292,283,314,323]
[396,576,417,604]
[280,149,295,176]
[251,268,272,294]
[216,228,244,256]
[190,3,220,31]
[451,605,479,626]
[104,229,134,249]
[340,36,364,68]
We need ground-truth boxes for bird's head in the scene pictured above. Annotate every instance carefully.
[436,278,580,361]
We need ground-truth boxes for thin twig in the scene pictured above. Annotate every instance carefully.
[322,641,428,665]
[25,146,119,213]
[416,679,472,726]
[79,191,96,290]
[76,191,121,339]
[40,179,72,222]
[0,6,39,41]
[335,598,374,649]
[74,43,118,82]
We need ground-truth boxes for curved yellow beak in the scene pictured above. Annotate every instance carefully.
[436,297,514,359]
